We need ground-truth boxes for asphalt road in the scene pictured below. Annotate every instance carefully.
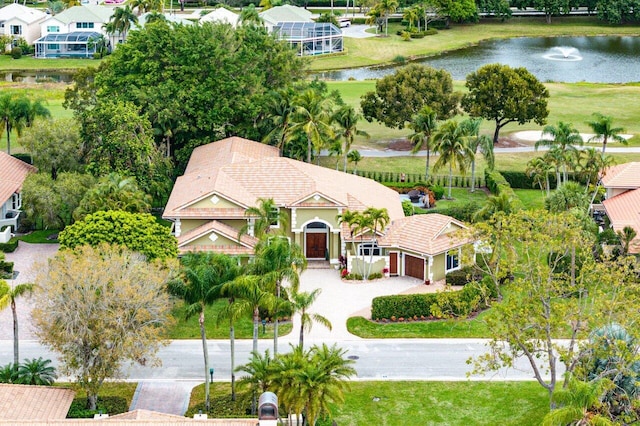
[0,338,556,383]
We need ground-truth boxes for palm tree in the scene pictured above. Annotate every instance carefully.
[543,146,566,189]
[535,121,584,184]
[347,149,362,174]
[461,118,494,192]
[617,226,637,255]
[473,192,518,222]
[88,34,110,58]
[216,297,244,401]
[376,0,398,36]
[168,253,240,411]
[0,363,18,383]
[268,345,307,421]
[144,11,167,24]
[16,357,57,386]
[403,6,418,30]
[408,106,438,182]
[289,89,335,163]
[239,197,288,239]
[586,112,626,154]
[0,280,34,370]
[432,120,474,199]
[298,344,356,426]
[577,148,613,189]
[362,206,389,279]
[365,7,383,34]
[251,235,307,355]
[73,173,151,221]
[526,157,553,196]
[262,88,296,156]
[105,6,138,43]
[332,105,369,173]
[290,289,332,349]
[236,349,273,415]
[239,4,262,26]
[542,377,613,426]
[0,94,50,155]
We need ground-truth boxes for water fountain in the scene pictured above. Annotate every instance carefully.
[543,46,583,62]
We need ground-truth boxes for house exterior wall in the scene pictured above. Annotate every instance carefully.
[40,18,67,36]
[294,208,339,229]
[190,195,240,209]
[191,232,239,247]
[608,188,630,199]
[5,17,43,44]
[432,253,446,282]
[218,219,245,231]
[180,219,209,234]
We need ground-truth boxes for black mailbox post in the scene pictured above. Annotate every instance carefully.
[258,392,278,420]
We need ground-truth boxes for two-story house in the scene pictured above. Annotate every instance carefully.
[0,3,47,46]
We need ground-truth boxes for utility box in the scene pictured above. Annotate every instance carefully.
[258,391,278,426]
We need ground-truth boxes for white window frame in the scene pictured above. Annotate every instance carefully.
[358,241,381,257]
[10,25,21,35]
[47,26,60,33]
[269,207,280,229]
[445,248,461,273]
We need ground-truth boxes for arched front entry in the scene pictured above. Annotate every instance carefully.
[304,221,328,260]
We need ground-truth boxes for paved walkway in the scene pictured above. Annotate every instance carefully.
[0,242,59,340]
[129,380,200,415]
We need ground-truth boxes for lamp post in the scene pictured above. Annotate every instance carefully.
[261,319,267,335]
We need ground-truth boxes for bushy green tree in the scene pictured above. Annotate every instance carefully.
[73,173,151,221]
[462,64,549,144]
[361,64,460,129]
[59,210,177,260]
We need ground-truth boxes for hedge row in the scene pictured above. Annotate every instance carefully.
[371,277,497,320]
[356,170,484,188]
[445,265,484,286]
[0,259,13,279]
[484,169,523,208]
[0,240,18,253]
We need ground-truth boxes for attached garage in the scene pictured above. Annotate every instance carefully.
[404,254,424,281]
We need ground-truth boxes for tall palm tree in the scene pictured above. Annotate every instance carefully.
[577,148,614,190]
[543,147,566,189]
[16,357,57,386]
[0,94,50,155]
[473,192,518,222]
[362,206,389,279]
[526,157,553,196]
[586,112,626,154]
[403,6,418,30]
[216,297,244,401]
[290,289,332,349]
[460,118,494,192]
[332,105,369,173]
[617,226,637,255]
[376,0,398,36]
[289,89,335,164]
[268,344,307,421]
[239,197,288,239]
[251,235,307,355]
[168,253,240,411]
[0,280,34,370]
[262,88,296,156]
[105,6,138,43]
[408,106,438,183]
[535,121,584,184]
[432,120,474,199]
[347,149,362,174]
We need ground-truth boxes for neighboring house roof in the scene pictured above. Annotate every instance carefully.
[177,219,258,255]
[378,213,468,256]
[601,162,640,189]
[0,151,36,206]
[164,137,404,223]
[602,187,640,254]
[259,4,313,26]
[0,3,47,24]
[200,7,239,26]
[0,384,75,420]
[47,5,114,25]
[135,12,194,28]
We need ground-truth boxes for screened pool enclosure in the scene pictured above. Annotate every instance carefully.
[273,22,343,56]
[34,31,103,58]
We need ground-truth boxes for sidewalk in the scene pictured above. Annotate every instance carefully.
[129,380,201,415]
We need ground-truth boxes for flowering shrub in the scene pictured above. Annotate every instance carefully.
[341,269,349,278]
[383,267,389,274]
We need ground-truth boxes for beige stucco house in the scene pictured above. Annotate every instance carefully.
[0,3,47,46]
[163,137,466,281]
[0,151,35,237]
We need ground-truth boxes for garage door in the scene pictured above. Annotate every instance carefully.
[405,255,424,280]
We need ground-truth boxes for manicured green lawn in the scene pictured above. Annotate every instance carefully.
[514,189,547,211]
[168,299,292,339]
[310,17,640,70]
[56,381,137,418]
[187,381,549,425]
[0,55,98,71]
[15,230,60,243]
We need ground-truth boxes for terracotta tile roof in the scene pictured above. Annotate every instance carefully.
[179,245,255,256]
[176,208,247,219]
[0,384,75,420]
[378,213,468,256]
[0,417,258,425]
[601,162,640,189]
[177,220,257,250]
[164,138,404,222]
[0,151,36,205]
[603,188,640,254]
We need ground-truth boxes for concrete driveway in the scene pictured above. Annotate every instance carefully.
[282,268,446,345]
[340,24,376,39]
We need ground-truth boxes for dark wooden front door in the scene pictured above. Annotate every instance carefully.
[405,255,424,280]
[389,252,398,275]
[306,233,326,259]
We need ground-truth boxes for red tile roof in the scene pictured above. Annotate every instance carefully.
[177,220,258,250]
[602,187,640,254]
[0,151,36,205]
[601,162,640,189]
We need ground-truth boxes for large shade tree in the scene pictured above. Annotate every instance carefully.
[361,64,460,129]
[32,244,176,410]
[462,64,549,144]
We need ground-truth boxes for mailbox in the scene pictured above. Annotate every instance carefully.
[258,391,278,420]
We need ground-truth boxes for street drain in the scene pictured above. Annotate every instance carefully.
[347,355,359,360]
